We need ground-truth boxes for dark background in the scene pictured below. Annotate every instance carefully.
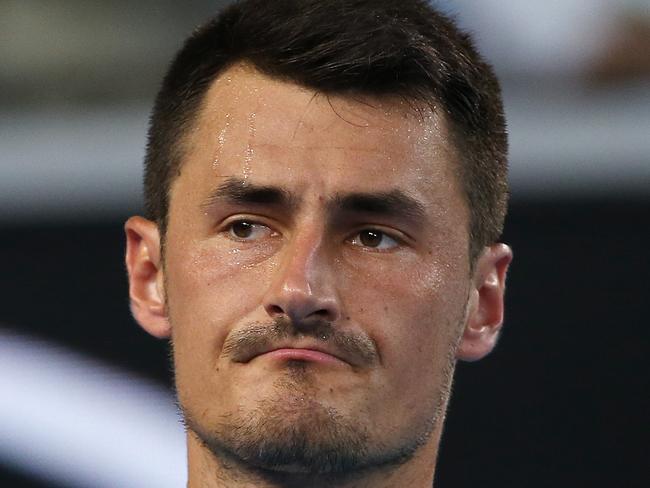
[2,198,647,487]
[2,1,649,486]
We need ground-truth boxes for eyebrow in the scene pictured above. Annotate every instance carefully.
[329,190,426,223]
[201,177,297,210]
[201,177,426,224]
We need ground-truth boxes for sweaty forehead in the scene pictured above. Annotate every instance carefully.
[172,62,465,220]
[167,63,470,241]
[184,62,453,158]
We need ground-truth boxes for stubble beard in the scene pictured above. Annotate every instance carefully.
[166,297,467,480]
[176,353,457,479]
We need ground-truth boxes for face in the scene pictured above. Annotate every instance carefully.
[126,63,511,476]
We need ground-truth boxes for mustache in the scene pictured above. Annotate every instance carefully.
[221,317,379,367]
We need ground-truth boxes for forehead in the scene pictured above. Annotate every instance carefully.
[176,63,466,218]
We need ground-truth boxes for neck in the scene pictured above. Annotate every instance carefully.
[185,423,442,488]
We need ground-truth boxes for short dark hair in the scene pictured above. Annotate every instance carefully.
[144,0,508,262]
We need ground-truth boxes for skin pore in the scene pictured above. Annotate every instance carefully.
[125,63,512,488]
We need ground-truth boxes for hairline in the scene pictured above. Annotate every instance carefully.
[159,61,479,270]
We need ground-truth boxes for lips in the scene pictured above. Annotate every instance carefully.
[234,340,354,366]
[256,347,348,365]
[223,319,379,368]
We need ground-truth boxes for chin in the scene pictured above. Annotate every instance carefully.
[185,393,368,472]
[181,383,434,476]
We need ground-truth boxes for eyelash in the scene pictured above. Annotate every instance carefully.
[223,218,278,241]
[222,218,404,251]
[347,228,403,251]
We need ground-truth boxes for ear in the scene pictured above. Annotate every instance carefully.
[124,216,170,339]
[456,243,513,361]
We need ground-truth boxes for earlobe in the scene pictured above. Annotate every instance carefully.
[124,216,171,339]
[456,243,513,361]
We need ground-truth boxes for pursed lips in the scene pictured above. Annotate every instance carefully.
[258,347,349,365]
[233,341,354,366]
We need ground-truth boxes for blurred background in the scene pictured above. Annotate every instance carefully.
[1,0,648,486]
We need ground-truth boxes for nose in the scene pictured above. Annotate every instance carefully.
[263,230,341,325]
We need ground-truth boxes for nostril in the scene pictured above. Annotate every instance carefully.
[267,304,285,316]
[312,309,331,319]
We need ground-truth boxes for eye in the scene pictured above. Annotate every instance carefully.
[226,220,276,241]
[349,229,400,250]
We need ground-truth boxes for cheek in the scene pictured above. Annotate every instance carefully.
[341,251,468,372]
[338,255,468,422]
[164,239,276,369]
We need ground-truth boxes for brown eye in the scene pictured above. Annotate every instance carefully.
[359,230,383,247]
[350,229,399,250]
[227,220,277,241]
[231,221,253,238]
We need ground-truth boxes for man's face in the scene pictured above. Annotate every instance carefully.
[133,64,487,473]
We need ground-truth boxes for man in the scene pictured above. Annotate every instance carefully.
[125,0,513,486]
